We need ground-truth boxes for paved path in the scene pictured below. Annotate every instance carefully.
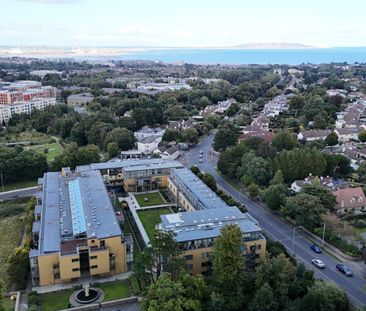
[181,133,366,307]
[0,186,37,201]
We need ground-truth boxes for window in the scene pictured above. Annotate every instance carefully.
[201,262,211,268]
[183,255,193,260]
[91,239,95,243]
[185,264,193,270]
[91,265,98,269]
[72,268,79,272]
[100,240,105,247]
[90,255,97,260]
[201,252,210,259]
[71,258,79,263]
[257,244,261,250]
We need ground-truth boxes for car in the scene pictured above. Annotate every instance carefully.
[311,259,325,269]
[336,263,353,277]
[310,244,322,253]
[198,158,203,163]
[199,153,203,158]
[199,149,203,154]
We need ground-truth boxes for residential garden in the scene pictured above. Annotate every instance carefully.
[137,207,172,240]
[134,191,166,207]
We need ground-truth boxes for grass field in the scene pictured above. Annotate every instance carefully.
[1,179,38,192]
[98,281,130,301]
[27,142,63,162]
[0,201,27,311]
[0,131,53,145]
[137,207,172,240]
[40,289,74,311]
[134,192,166,207]
[39,281,131,311]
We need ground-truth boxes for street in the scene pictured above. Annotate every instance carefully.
[180,133,366,307]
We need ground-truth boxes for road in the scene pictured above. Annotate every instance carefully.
[180,133,366,307]
[0,186,37,201]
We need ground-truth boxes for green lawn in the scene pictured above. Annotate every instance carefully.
[98,281,130,301]
[1,179,37,192]
[0,131,53,145]
[129,276,142,295]
[40,289,74,311]
[27,142,63,162]
[0,199,28,288]
[134,192,166,207]
[2,298,15,311]
[137,208,172,240]
[39,281,130,311]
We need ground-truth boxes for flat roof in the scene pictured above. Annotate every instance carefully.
[160,207,262,242]
[77,158,184,172]
[36,170,122,255]
[170,168,229,210]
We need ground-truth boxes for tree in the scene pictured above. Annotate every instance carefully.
[217,143,250,177]
[183,128,199,144]
[359,130,366,143]
[255,254,296,310]
[263,184,288,210]
[107,142,119,159]
[190,166,201,175]
[324,154,352,177]
[249,283,276,311]
[302,185,336,211]
[212,224,246,311]
[213,127,237,151]
[51,144,100,171]
[272,130,298,151]
[201,173,217,192]
[284,193,325,230]
[163,129,182,142]
[237,151,272,186]
[270,170,284,185]
[289,95,305,110]
[324,132,338,146]
[7,247,29,290]
[313,115,327,129]
[248,183,259,198]
[299,281,350,311]
[104,127,135,151]
[141,273,206,311]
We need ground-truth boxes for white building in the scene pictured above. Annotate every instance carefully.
[134,127,165,142]
[0,97,57,123]
[137,136,160,154]
[334,128,360,143]
[161,146,180,160]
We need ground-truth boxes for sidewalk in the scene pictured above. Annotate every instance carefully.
[33,271,132,294]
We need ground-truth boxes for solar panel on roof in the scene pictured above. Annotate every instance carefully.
[68,179,87,236]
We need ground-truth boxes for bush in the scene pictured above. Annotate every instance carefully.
[313,228,361,257]
[28,295,41,306]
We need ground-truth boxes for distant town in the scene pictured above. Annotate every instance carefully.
[1,57,366,311]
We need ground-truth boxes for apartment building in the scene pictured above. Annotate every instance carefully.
[161,167,266,275]
[167,168,229,211]
[0,97,57,123]
[0,81,55,105]
[30,168,132,287]
[77,158,184,192]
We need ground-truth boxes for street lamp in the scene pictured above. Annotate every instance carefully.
[292,226,303,253]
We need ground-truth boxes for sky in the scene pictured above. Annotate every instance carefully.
[1,0,366,47]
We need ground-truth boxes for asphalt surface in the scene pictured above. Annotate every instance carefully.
[0,186,37,201]
[180,133,366,307]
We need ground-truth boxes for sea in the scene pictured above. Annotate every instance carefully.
[120,47,366,65]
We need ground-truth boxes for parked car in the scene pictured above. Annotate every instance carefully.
[336,263,353,277]
[310,244,322,253]
[198,158,203,163]
[311,259,325,269]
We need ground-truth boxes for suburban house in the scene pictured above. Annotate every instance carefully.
[238,130,275,143]
[333,187,366,215]
[161,146,180,160]
[334,128,360,143]
[134,127,165,142]
[297,129,331,142]
[291,174,346,193]
[67,93,94,107]
[137,136,160,154]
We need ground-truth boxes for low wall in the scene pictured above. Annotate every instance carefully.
[59,296,139,311]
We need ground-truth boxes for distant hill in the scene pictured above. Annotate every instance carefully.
[233,42,316,49]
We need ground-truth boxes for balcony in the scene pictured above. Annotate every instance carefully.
[90,246,108,253]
